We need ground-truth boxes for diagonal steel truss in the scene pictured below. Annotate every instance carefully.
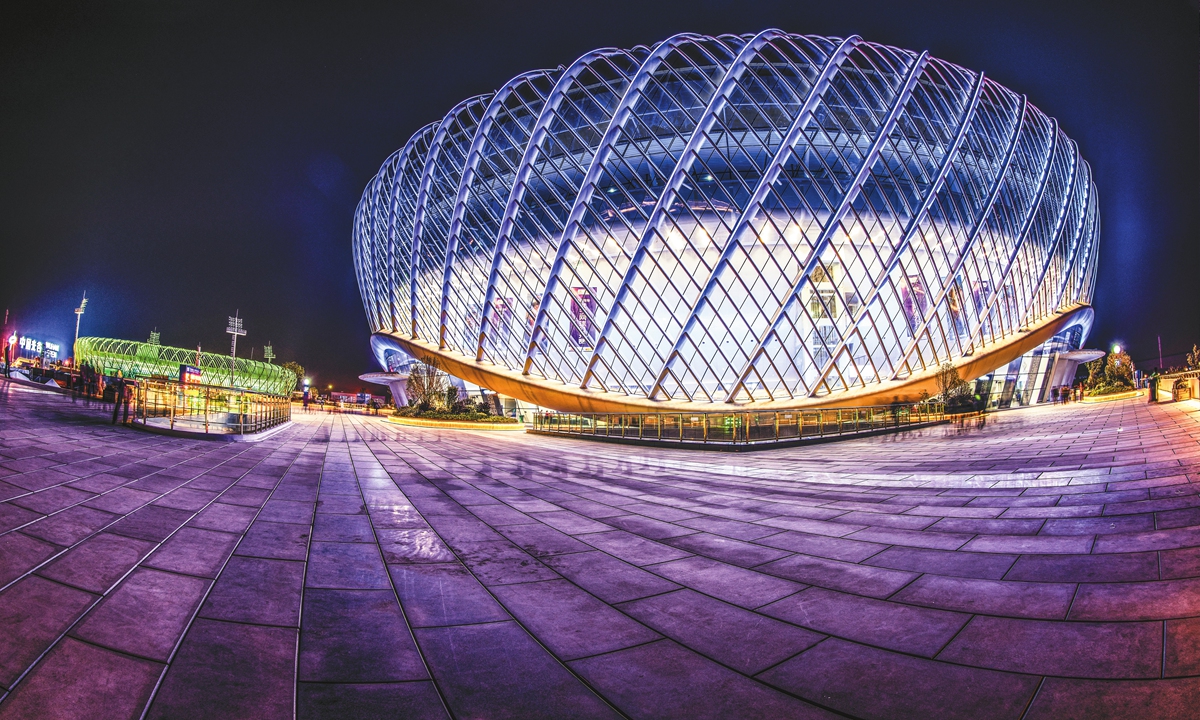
[351,30,1100,410]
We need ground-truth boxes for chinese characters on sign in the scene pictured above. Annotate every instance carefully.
[18,337,60,360]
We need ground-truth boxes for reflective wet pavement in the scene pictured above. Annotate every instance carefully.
[1,380,1197,719]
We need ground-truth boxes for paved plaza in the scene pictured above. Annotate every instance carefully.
[0,381,1198,719]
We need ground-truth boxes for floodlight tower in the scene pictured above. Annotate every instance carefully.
[263,343,275,364]
[73,292,88,359]
[226,312,246,388]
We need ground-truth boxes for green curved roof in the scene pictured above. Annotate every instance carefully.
[74,337,296,396]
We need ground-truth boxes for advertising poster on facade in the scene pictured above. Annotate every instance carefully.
[900,276,928,333]
[524,299,541,357]
[570,287,597,348]
[492,297,514,343]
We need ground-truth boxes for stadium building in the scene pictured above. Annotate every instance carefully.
[353,30,1099,414]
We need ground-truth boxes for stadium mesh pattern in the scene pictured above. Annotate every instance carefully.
[353,30,1098,404]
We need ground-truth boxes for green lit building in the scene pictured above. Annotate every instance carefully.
[74,337,296,396]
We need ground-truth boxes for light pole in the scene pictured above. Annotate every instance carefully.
[73,292,88,359]
[263,343,275,363]
[226,313,246,389]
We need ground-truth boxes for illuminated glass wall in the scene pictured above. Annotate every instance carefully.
[75,337,297,396]
[354,30,1098,407]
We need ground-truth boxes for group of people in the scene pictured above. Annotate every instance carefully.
[1049,385,1081,404]
[300,394,383,415]
[70,362,133,423]
[71,362,104,404]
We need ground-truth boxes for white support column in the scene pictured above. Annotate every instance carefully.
[408,94,491,339]
[807,70,986,396]
[439,71,548,349]
[1014,138,1081,329]
[725,49,932,403]
[475,45,655,361]
[888,95,1029,379]
[643,35,864,399]
[527,28,786,385]
[386,130,431,334]
[1050,171,1094,312]
[953,118,1060,358]
[514,33,708,374]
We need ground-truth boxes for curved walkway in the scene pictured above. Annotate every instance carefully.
[0,380,1197,719]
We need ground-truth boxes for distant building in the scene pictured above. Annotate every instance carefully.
[74,337,296,396]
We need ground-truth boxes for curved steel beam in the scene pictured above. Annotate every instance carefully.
[1051,169,1094,311]
[1015,137,1081,329]
[439,71,550,349]
[407,94,492,339]
[499,33,707,372]
[524,28,788,384]
[475,44,649,361]
[385,127,436,334]
[372,150,405,333]
[351,185,374,328]
[954,117,1060,359]
[888,94,1029,379]
[725,49,932,403]
[374,303,1087,414]
[1080,195,1101,301]
[808,69,986,395]
[642,34,864,400]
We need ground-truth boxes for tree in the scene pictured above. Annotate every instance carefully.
[933,362,971,405]
[406,356,447,410]
[1105,348,1134,388]
[1084,358,1103,389]
[1187,344,1200,371]
[281,361,304,390]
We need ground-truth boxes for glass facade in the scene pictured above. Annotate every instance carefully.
[353,30,1099,410]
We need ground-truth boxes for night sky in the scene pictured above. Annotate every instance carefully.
[1,0,1197,391]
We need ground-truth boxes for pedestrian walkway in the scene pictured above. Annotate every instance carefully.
[0,379,1197,719]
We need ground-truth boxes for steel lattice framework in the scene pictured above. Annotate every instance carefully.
[74,337,297,397]
[353,30,1099,412]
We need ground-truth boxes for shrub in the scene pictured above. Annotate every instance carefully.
[1087,383,1136,397]
[392,406,518,424]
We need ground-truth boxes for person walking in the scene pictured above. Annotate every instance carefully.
[111,372,126,424]
[122,380,134,423]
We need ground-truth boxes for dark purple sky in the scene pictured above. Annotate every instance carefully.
[1,0,1197,389]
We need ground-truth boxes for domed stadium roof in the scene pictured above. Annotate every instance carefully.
[353,30,1098,412]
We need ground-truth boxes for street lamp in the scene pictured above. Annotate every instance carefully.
[226,312,246,388]
[73,292,88,358]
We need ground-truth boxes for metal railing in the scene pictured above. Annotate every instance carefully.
[532,404,947,448]
[130,379,291,435]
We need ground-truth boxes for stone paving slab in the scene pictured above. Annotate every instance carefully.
[0,379,1199,717]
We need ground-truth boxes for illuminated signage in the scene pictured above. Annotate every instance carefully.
[18,337,60,360]
[179,364,202,385]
